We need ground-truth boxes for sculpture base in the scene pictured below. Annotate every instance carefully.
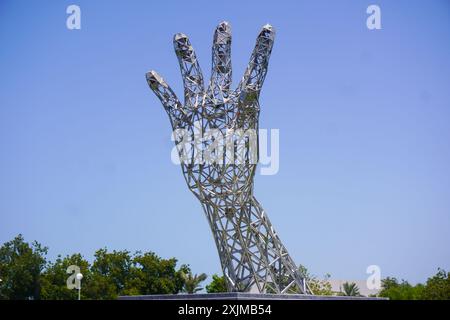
[118,293,386,300]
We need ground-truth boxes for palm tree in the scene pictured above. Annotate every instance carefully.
[342,282,361,296]
[182,272,208,294]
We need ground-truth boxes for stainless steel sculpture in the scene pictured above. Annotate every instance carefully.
[146,22,312,294]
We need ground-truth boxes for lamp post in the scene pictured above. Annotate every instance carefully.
[76,273,83,300]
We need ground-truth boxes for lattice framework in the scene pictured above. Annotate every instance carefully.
[146,22,312,294]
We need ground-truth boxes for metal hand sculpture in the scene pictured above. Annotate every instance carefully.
[146,22,311,294]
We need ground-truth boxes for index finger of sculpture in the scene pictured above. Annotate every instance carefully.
[145,70,187,128]
[173,33,205,110]
[208,21,232,102]
[237,24,275,98]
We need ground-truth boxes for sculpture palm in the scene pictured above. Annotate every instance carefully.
[146,22,312,294]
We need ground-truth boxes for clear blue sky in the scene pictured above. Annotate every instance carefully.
[1,0,449,284]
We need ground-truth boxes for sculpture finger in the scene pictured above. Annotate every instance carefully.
[208,21,232,101]
[173,33,205,109]
[145,70,187,127]
[237,24,275,97]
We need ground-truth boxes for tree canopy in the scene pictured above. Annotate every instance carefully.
[0,235,192,299]
[379,269,450,300]
[0,235,48,300]
[1,235,449,300]
[205,274,228,293]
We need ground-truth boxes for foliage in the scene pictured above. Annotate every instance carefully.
[421,268,450,300]
[0,235,191,300]
[81,249,188,299]
[88,248,132,299]
[206,274,228,293]
[126,251,188,296]
[378,277,421,300]
[341,282,361,296]
[182,271,207,293]
[2,235,449,300]
[40,253,90,300]
[378,270,450,300]
[298,265,333,296]
[0,235,48,300]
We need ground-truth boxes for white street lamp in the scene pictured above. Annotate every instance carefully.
[76,273,83,300]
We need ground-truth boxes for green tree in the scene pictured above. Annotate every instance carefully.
[422,269,450,300]
[341,282,360,296]
[182,271,207,293]
[84,272,118,299]
[0,235,209,299]
[378,277,424,300]
[89,248,132,299]
[0,234,47,300]
[298,265,333,295]
[206,274,228,293]
[41,248,191,299]
[40,253,90,300]
[124,251,188,296]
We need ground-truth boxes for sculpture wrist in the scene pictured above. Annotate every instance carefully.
[200,195,309,293]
